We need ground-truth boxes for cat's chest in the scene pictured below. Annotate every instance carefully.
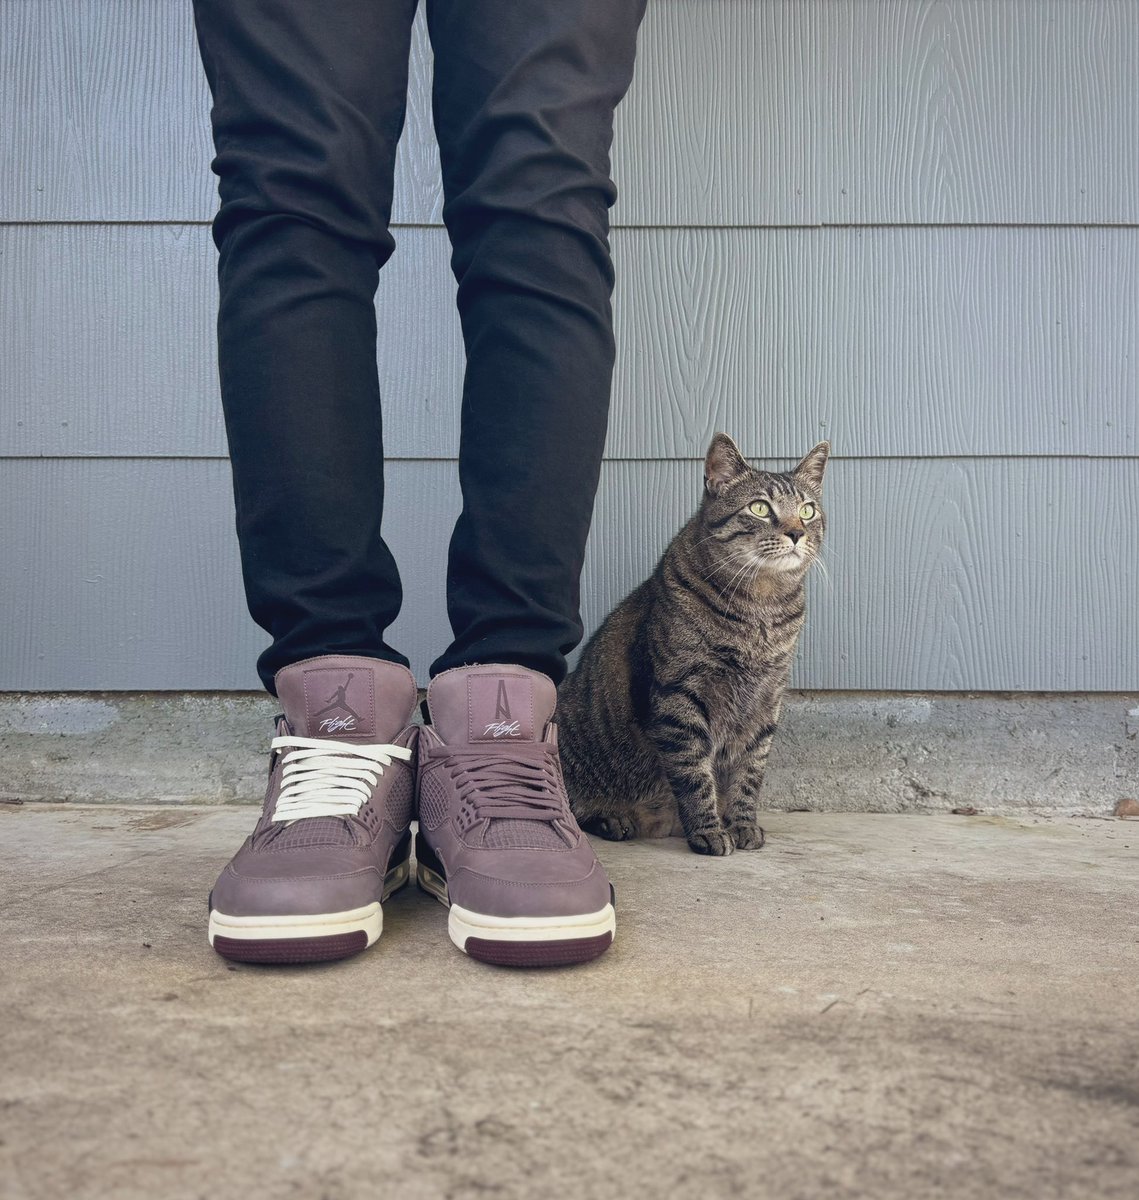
[691,664,779,738]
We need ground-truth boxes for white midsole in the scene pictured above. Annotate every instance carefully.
[207,858,409,946]
[208,902,382,944]
[448,901,616,947]
[417,863,450,906]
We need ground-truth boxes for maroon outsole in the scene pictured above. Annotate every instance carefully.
[464,932,613,968]
[212,930,368,965]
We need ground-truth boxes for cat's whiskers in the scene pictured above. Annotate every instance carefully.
[714,564,754,607]
[810,548,832,591]
[725,560,760,612]
[701,549,761,594]
[713,554,762,605]
[748,558,767,600]
[723,565,750,611]
[700,547,756,584]
[714,568,755,610]
[720,552,763,609]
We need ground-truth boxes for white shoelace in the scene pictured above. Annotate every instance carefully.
[269,735,412,823]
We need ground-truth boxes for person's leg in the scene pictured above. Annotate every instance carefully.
[194,2,425,965]
[192,0,418,694]
[425,0,647,686]
[412,0,645,967]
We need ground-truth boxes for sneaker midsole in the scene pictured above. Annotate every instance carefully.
[208,902,381,944]
[207,859,408,945]
[448,901,616,946]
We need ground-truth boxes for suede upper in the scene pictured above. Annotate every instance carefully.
[210,656,418,919]
[417,663,612,919]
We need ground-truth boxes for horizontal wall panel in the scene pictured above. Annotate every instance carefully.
[4,224,1136,460]
[4,1,1138,226]
[0,458,447,692]
[610,224,1139,460]
[818,0,1139,226]
[2,457,1135,692]
[0,224,462,460]
[626,0,1139,226]
[0,0,443,227]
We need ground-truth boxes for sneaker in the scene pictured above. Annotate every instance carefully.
[415,663,616,967]
[207,654,418,964]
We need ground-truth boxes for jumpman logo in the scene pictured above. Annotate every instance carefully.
[311,673,362,733]
[483,679,521,738]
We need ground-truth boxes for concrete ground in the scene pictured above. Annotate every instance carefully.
[1,805,1136,1200]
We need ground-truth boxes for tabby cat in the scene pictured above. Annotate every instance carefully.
[558,434,829,856]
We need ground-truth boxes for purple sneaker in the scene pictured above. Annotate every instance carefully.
[415,664,615,967]
[207,655,418,965]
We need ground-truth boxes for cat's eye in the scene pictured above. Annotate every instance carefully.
[748,500,771,519]
[799,503,817,521]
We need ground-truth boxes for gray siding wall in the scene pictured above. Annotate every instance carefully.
[2,0,1136,691]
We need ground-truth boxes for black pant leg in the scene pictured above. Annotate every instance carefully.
[425,0,647,686]
[192,0,418,693]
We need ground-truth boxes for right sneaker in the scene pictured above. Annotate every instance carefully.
[415,663,616,967]
[207,654,418,965]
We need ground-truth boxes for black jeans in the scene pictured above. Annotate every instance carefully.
[192,0,645,694]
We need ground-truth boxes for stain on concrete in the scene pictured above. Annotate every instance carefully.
[126,811,201,832]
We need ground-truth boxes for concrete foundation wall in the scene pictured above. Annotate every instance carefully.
[4,692,1135,816]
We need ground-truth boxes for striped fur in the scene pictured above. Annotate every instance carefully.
[558,434,829,856]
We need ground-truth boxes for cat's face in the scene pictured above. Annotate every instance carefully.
[698,434,829,579]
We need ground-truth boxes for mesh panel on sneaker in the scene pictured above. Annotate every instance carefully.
[384,771,413,831]
[418,773,450,830]
[267,816,356,850]
[481,818,567,851]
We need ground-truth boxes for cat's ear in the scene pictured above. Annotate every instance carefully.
[704,433,751,496]
[793,441,830,496]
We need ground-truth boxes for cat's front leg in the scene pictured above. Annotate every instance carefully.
[646,691,731,855]
[721,722,776,850]
[671,764,732,856]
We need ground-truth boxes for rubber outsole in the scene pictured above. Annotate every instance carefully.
[212,930,368,964]
[465,932,613,968]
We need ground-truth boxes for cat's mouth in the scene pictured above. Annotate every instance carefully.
[771,545,810,571]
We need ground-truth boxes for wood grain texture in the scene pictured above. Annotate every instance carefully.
[4,224,1136,459]
[1,0,217,224]
[4,1,1137,225]
[0,224,460,458]
[822,0,1139,225]
[2,458,1134,691]
[0,0,443,226]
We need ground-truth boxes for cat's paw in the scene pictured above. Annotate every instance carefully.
[729,823,766,851]
[583,811,633,840]
[687,830,734,856]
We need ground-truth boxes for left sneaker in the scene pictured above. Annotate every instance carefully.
[415,663,616,967]
[207,655,418,964]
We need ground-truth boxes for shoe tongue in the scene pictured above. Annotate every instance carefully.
[273,656,417,743]
[427,665,556,746]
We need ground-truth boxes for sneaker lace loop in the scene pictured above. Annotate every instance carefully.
[441,744,564,824]
[269,735,412,823]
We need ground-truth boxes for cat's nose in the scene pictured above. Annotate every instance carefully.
[785,528,805,545]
